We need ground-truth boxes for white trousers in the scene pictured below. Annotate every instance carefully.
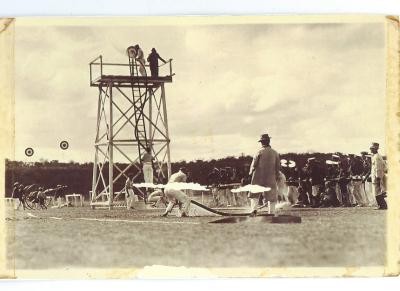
[351,181,367,206]
[126,188,138,209]
[165,188,191,216]
[143,164,153,183]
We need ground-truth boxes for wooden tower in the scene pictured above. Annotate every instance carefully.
[89,51,174,209]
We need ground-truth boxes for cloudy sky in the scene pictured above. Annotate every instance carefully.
[14,20,386,162]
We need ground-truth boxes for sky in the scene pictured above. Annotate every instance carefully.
[14,21,386,162]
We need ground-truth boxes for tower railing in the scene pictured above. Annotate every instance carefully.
[89,55,174,86]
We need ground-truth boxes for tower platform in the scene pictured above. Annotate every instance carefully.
[89,55,174,88]
[91,75,173,88]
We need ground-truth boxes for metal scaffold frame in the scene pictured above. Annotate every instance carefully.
[89,54,174,209]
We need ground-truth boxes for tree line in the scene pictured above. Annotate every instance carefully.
[4,152,344,198]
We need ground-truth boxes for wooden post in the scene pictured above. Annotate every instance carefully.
[108,82,114,209]
[161,84,171,179]
[91,88,102,206]
[149,88,153,146]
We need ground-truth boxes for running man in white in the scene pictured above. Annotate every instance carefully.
[161,167,191,217]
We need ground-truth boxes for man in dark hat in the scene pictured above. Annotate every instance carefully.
[369,142,387,210]
[147,48,167,77]
[249,134,280,215]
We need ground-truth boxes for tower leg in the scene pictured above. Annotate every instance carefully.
[108,83,114,209]
[161,84,172,179]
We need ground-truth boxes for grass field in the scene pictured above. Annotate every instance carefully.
[5,204,386,270]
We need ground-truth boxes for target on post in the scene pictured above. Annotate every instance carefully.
[24,147,34,157]
[60,141,69,150]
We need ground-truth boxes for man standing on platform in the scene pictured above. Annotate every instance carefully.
[133,44,147,76]
[249,134,280,216]
[369,142,387,210]
[147,48,167,77]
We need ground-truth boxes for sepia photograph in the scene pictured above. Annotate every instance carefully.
[0,15,399,278]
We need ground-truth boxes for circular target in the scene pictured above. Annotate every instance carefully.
[60,141,69,150]
[25,147,34,157]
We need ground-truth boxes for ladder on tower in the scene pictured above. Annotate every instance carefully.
[128,56,151,181]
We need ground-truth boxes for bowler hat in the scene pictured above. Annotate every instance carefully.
[258,134,271,142]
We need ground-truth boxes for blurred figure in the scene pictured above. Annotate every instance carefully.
[35,187,47,209]
[220,167,233,206]
[240,163,251,186]
[147,48,167,77]
[320,180,341,207]
[127,44,146,76]
[161,167,191,217]
[277,171,288,202]
[142,147,154,184]
[207,167,222,207]
[53,185,67,208]
[307,157,325,208]
[12,182,26,210]
[125,175,137,210]
[134,44,147,76]
[337,154,351,207]
[225,167,238,206]
[280,159,297,204]
[249,134,280,215]
[293,165,311,207]
[207,167,220,186]
[369,143,387,210]
[361,151,375,206]
[148,188,167,208]
[349,154,367,206]
[285,165,300,205]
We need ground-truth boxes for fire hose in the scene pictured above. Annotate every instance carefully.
[190,199,267,217]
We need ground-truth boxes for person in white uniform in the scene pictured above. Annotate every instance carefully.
[125,175,137,209]
[369,142,387,210]
[134,44,147,76]
[161,167,191,217]
[142,147,154,184]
